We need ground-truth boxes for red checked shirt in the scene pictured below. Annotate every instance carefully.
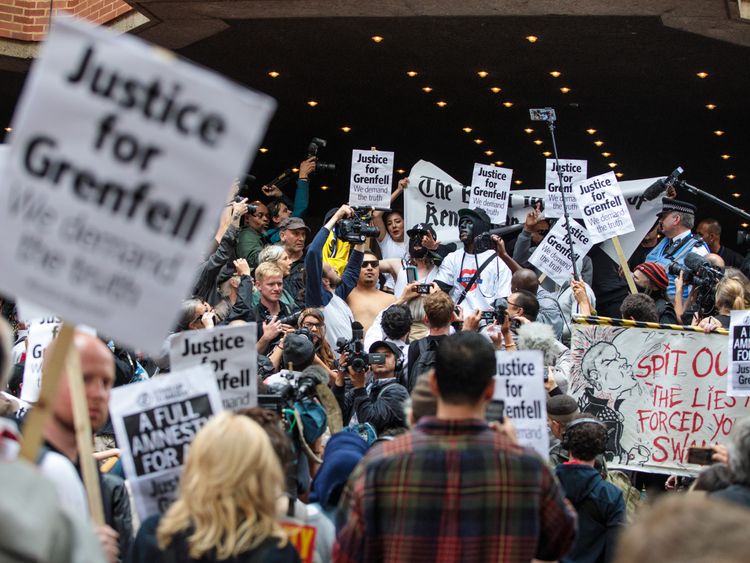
[334,417,577,563]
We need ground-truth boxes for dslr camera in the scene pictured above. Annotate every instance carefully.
[264,310,302,327]
[336,324,385,372]
[338,207,381,243]
[306,137,336,174]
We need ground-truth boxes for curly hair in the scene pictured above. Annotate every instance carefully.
[381,304,412,340]
[565,419,608,461]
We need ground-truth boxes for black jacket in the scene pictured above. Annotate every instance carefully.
[334,377,409,434]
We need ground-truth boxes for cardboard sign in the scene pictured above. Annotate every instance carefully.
[109,364,223,520]
[469,163,512,224]
[528,220,594,286]
[729,310,750,397]
[570,323,741,475]
[169,324,258,411]
[0,17,275,355]
[349,149,394,208]
[573,171,635,242]
[20,317,62,402]
[493,350,548,458]
[544,159,588,219]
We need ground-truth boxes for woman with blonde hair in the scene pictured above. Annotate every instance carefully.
[697,277,746,332]
[129,412,300,562]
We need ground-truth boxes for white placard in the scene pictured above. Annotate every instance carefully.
[573,171,635,243]
[469,163,512,224]
[169,324,258,411]
[544,159,588,219]
[109,364,223,520]
[20,317,62,402]
[493,350,548,458]
[0,17,275,355]
[729,310,750,397]
[349,149,394,208]
[528,220,595,286]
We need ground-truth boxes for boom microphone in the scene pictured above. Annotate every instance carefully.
[642,166,684,201]
[684,252,708,271]
[486,224,525,238]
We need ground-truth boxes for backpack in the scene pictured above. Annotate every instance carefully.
[605,469,642,523]
[407,338,438,391]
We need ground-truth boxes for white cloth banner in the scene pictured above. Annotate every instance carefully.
[493,350,548,458]
[573,171,635,242]
[0,16,275,355]
[528,220,595,286]
[109,364,223,520]
[169,324,258,411]
[569,323,748,475]
[349,149,394,208]
[469,163,512,224]
[728,310,750,397]
[544,159,587,219]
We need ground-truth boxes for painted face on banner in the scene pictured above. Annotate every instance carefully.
[582,342,638,397]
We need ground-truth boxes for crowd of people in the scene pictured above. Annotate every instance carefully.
[2,159,750,563]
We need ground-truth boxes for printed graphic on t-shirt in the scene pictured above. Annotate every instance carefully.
[458,268,481,292]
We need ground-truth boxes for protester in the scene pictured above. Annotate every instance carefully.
[372,178,408,263]
[547,394,581,465]
[510,268,564,339]
[334,332,576,562]
[346,251,397,332]
[378,222,439,297]
[405,290,454,391]
[620,293,659,323]
[696,218,743,268]
[631,262,677,324]
[363,303,412,363]
[712,416,750,508]
[264,157,313,244]
[256,244,297,308]
[236,200,271,270]
[555,418,626,563]
[129,412,299,562]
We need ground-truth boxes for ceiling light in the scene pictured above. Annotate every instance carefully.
[477,71,489,78]
[560,87,571,94]
[307,100,318,107]
[608,162,618,168]
[526,35,538,43]
[696,71,709,79]
[714,130,725,136]
[259,147,268,153]
[321,185,330,191]
[602,152,612,157]
[406,70,418,77]
[533,139,543,145]
[732,193,742,198]
[502,101,513,108]
[462,127,473,133]
[267,71,280,78]
[727,174,737,180]
[742,223,750,228]
[494,161,504,166]
[397,169,406,174]
[514,179,523,185]
[705,103,717,110]
[436,100,447,107]
[341,126,351,133]
[490,86,502,93]
[484,150,494,156]
[3,127,11,132]
[474,139,483,145]
[615,172,624,178]
[422,86,433,92]
[291,168,299,173]
[371,35,383,43]
[594,140,604,147]
[543,151,552,157]
[549,70,561,78]
[524,128,534,134]
[586,128,597,135]
[721,154,731,160]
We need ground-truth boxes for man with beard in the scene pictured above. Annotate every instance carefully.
[305,204,366,350]
[378,223,440,298]
[279,216,310,308]
[347,251,397,332]
[434,207,512,313]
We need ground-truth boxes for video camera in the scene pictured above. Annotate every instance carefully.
[257,368,320,414]
[473,223,524,253]
[668,252,723,317]
[306,137,336,175]
[338,207,381,243]
[336,322,386,372]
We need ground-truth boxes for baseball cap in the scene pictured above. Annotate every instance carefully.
[407,222,437,239]
[369,340,402,358]
[458,207,492,225]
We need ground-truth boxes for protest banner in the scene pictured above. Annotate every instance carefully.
[0,16,275,355]
[729,310,750,397]
[110,365,223,520]
[349,149,394,208]
[469,163,512,224]
[544,159,587,219]
[21,317,62,403]
[169,323,258,411]
[493,350,548,458]
[569,322,748,475]
[573,171,635,243]
[528,220,594,286]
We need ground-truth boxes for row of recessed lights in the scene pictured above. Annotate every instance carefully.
[696,71,739,183]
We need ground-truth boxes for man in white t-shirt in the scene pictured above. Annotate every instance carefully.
[435,207,512,313]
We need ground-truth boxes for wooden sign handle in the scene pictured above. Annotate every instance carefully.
[613,235,638,295]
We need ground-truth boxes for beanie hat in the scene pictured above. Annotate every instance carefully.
[309,432,369,509]
[635,262,669,291]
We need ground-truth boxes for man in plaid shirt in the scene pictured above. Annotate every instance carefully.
[334,332,576,562]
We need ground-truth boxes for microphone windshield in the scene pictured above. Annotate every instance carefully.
[642,178,666,201]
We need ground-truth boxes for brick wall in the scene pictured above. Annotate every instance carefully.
[0,0,133,42]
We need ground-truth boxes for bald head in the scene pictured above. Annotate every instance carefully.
[706,253,725,269]
[511,268,540,294]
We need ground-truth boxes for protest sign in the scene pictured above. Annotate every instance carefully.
[528,220,594,286]
[493,350,548,458]
[349,149,394,208]
[21,317,62,403]
[169,324,258,411]
[110,364,223,520]
[569,323,745,475]
[469,163,512,224]
[0,16,275,355]
[729,310,750,397]
[573,171,635,243]
[544,159,587,219]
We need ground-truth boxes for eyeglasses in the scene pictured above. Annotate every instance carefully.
[302,321,321,330]
[362,260,379,269]
[506,300,520,308]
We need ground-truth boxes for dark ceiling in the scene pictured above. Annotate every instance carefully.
[2,14,750,237]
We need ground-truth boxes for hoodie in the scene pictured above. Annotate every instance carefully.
[555,463,626,563]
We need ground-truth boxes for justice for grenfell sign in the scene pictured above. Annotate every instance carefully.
[0,16,275,354]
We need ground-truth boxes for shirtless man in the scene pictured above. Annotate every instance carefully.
[347,252,396,331]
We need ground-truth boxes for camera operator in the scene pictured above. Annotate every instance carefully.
[696,277,746,332]
[378,223,442,298]
[251,262,297,354]
[332,340,409,435]
[263,156,315,244]
[674,253,725,324]
[305,205,366,350]
[236,200,271,271]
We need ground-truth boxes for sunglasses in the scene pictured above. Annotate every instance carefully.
[362,260,379,269]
